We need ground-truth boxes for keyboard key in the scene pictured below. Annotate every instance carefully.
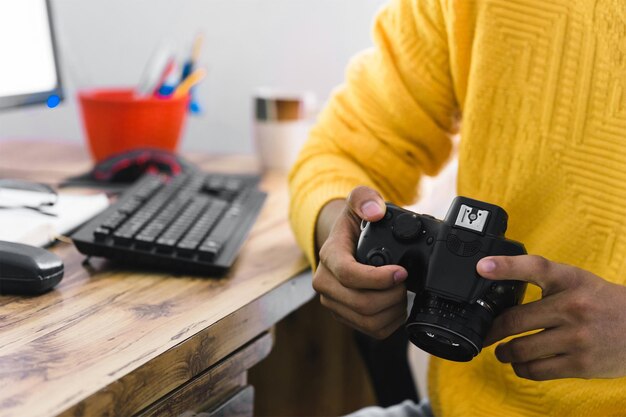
[198,205,241,260]
[135,195,190,246]
[113,175,190,245]
[156,196,210,252]
[176,199,227,255]
[198,240,222,261]
[132,175,163,200]
[205,176,224,192]
[154,238,177,253]
[93,227,110,242]
[100,211,127,230]
[117,198,143,214]
[224,178,243,192]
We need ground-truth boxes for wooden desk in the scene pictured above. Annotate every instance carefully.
[0,141,313,417]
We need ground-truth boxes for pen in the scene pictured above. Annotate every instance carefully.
[192,33,203,62]
[173,68,206,98]
[156,61,180,97]
[181,34,204,113]
[181,33,204,80]
[136,44,173,96]
[151,57,175,96]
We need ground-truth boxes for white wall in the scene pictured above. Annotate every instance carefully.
[0,0,387,154]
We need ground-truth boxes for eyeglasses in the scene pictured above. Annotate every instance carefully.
[0,179,58,216]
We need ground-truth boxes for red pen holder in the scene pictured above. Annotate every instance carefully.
[78,88,189,162]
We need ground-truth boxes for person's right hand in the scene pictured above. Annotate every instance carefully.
[313,186,409,339]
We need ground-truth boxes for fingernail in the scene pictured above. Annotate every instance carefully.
[479,259,496,273]
[393,270,408,283]
[361,201,383,218]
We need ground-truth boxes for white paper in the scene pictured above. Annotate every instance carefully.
[0,192,109,247]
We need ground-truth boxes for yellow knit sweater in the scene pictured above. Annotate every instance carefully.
[289,0,626,415]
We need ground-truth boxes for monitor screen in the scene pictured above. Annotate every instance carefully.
[0,0,63,109]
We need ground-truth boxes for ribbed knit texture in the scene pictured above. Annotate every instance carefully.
[288,0,626,415]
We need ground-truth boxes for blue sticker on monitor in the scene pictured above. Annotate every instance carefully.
[47,95,61,108]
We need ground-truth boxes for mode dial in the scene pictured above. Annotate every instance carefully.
[392,213,422,240]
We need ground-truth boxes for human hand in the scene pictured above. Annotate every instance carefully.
[313,186,408,339]
[477,255,626,380]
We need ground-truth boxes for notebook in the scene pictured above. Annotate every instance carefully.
[0,191,109,247]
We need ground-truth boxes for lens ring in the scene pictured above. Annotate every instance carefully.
[475,298,494,314]
[406,321,480,356]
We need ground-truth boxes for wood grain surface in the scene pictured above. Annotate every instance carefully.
[139,333,271,417]
[0,141,312,417]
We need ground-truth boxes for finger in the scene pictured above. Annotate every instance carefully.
[352,311,408,341]
[477,255,578,294]
[319,244,407,290]
[321,294,407,339]
[313,268,406,316]
[319,205,376,256]
[346,186,386,222]
[494,329,568,364]
[484,293,567,346]
[323,206,363,249]
[511,355,577,381]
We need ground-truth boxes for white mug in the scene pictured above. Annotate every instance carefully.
[252,88,317,172]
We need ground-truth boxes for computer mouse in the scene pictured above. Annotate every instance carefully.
[91,148,197,184]
[0,240,64,295]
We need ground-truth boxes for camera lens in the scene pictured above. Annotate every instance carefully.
[405,292,494,362]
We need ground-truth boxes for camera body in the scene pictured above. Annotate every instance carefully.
[356,196,527,362]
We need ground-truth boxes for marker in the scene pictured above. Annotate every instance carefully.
[173,68,206,98]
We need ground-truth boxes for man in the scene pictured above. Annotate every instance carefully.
[288,0,626,416]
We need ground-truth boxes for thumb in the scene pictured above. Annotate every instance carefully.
[347,186,386,222]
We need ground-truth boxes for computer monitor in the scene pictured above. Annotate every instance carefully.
[0,0,63,109]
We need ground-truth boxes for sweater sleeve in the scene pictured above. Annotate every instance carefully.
[288,0,459,268]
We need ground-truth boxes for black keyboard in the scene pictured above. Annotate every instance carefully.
[72,172,267,275]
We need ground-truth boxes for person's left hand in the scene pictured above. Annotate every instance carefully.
[477,255,626,381]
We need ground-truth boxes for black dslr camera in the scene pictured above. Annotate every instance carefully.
[356,196,527,362]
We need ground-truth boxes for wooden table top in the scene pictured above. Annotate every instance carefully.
[0,141,313,417]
